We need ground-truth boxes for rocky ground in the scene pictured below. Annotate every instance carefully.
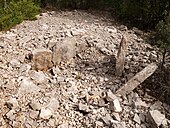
[0,10,170,128]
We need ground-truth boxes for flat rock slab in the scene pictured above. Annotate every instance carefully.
[116,63,158,96]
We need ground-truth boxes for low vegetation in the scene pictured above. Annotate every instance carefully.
[0,0,40,31]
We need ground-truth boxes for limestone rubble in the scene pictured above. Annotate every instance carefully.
[0,10,169,128]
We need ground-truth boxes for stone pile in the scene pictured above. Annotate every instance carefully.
[0,10,169,128]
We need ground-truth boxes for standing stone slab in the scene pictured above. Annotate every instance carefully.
[116,63,158,96]
[115,35,128,76]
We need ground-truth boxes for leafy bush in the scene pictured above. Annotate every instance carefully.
[112,0,170,29]
[0,0,40,31]
[156,12,170,68]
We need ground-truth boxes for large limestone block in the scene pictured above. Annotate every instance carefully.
[31,49,53,71]
[52,37,77,65]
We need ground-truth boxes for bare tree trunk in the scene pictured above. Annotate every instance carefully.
[161,48,166,69]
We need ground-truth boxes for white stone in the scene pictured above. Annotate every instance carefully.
[29,110,39,119]
[106,89,118,101]
[6,110,16,121]
[107,28,117,33]
[133,114,141,124]
[29,101,42,111]
[135,99,148,108]
[30,70,48,83]
[6,98,18,109]
[10,59,21,68]
[113,99,122,112]
[148,110,167,127]
[17,77,40,95]
[78,103,90,113]
[40,108,52,119]
[46,98,59,112]
[71,29,86,36]
[110,98,122,113]
[113,112,121,121]
[149,52,157,61]
[58,122,68,128]
[19,64,31,74]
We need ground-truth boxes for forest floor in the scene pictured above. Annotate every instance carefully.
[0,10,170,128]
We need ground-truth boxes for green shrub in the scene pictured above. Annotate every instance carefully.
[113,0,170,29]
[0,0,40,31]
[156,12,170,68]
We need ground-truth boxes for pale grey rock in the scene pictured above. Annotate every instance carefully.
[46,98,59,112]
[71,29,86,36]
[29,101,42,111]
[10,59,21,68]
[112,121,126,128]
[18,77,40,95]
[6,98,19,110]
[150,101,163,110]
[102,114,113,125]
[57,76,65,82]
[40,24,49,30]
[19,36,32,45]
[106,27,117,33]
[149,52,157,61]
[52,37,77,65]
[58,122,69,128]
[48,119,56,127]
[116,63,158,96]
[139,113,146,123]
[148,110,167,127]
[30,70,48,83]
[106,90,118,101]
[95,121,103,127]
[29,110,39,119]
[65,30,73,37]
[78,103,90,113]
[110,99,122,113]
[6,110,15,121]
[119,25,128,31]
[100,47,112,55]
[133,113,141,124]
[113,112,121,121]
[141,123,147,128]
[40,108,52,119]
[19,64,31,74]
[51,66,61,76]
[135,99,148,108]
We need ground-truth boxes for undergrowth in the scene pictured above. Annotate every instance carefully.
[0,0,40,31]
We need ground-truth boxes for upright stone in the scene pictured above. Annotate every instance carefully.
[115,35,128,76]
